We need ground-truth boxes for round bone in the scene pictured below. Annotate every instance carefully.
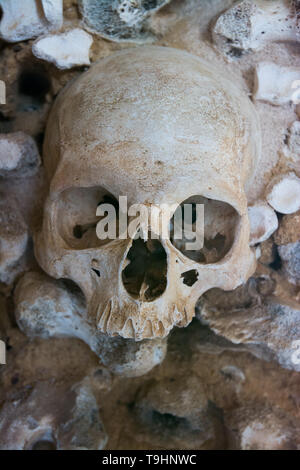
[266,173,300,214]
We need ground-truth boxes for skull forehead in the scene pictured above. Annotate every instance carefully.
[44,46,260,204]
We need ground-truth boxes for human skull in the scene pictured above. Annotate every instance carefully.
[35,46,261,340]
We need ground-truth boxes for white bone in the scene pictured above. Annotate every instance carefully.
[254,62,300,106]
[266,173,300,214]
[78,0,171,42]
[0,132,41,177]
[248,201,278,246]
[0,0,63,43]
[32,29,93,70]
[213,0,299,59]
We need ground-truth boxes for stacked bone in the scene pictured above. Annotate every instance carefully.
[0,0,300,451]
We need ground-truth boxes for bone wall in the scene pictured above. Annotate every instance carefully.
[0,0,299,450]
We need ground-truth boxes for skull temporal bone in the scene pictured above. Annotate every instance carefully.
[36,46,261,340]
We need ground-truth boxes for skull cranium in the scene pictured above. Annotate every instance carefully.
[35,46,261,340]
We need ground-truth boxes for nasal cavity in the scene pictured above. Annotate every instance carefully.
[122,235,167,302]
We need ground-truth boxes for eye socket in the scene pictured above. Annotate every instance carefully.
[56,187,119,249]
[170,195,240,264]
